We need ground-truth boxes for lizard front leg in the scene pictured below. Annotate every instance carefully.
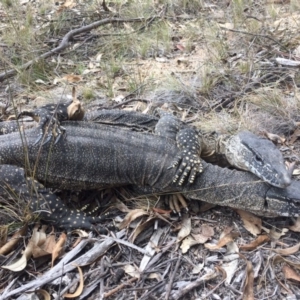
[155,114,203,185]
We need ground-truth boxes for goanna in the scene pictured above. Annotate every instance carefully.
[0,121,299,231]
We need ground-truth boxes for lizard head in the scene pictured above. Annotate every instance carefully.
[225,131,291,188]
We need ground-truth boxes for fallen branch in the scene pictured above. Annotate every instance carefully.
[0,230,125,299]
[0,17,158,82]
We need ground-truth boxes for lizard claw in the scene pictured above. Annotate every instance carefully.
[42,132,53,145]
[165,193,189,215]
[169,127,203,185]
[54,125,66,144]
[171,152,202,185]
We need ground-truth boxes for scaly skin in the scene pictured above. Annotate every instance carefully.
[3,106,291,188]
[0,165,108,230]
[0,121,299,230]
[84,109,292,188]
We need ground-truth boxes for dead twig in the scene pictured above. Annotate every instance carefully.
[0,17,159,82]
[172,270,219,300]
[104,277,138,298]
[221,27,288,52]
[165,254,181,300]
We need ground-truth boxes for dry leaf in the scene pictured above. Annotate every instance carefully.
[112,95,125,103]
[282,265,300,282]
[147,273,162,280]
[2,241,33,272]
[62,74,82,83]
[180,236,199,253]
[36,290,51,300]
[191,224,215,244]
[243,261,254,300]
[267,228,288,240]
[176,44,185,51]
[0,224,27,255]
[272,255,300,270]
[239,235,270,251]
[263,131,285,144]
[292,169,300,175]
[57,0,76,12]
[223,258,238,285]
[205,232,239,250]
[71,229,89,237]
[222,242,239,284]
[219,23,235,30]
[177,215,191,242]
[271,243,300,256]
[130,219,155,243]
[124,264,140,279]
[119,209,149,229]
[32,231,56,258]
[51,232,67,267]
[191,233,210,244]
[289,216,300,232]
[31,225,47,247]
[64,265,84,298]
[152,207,171,214]
[235,209,262,236]
[192,262,204,274]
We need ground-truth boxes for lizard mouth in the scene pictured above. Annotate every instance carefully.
[265,180,300,217]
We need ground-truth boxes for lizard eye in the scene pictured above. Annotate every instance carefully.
[255,155,263,164]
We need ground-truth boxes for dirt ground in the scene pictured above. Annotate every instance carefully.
[1,0,300,299]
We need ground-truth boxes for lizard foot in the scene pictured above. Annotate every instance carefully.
[170,127,203,185]
[18,108,66,145]
[171,151,203,185]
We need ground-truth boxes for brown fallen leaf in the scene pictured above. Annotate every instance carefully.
[36,290,51,300]
[263,131,286,144]
[123,264,140,279]
[130,219,155,243]
[180,236,200,254]
[289,127,300,144]
[191,224,215,244]
[270,243,300,256]
[2,240,33,272]
[119,209,149,229]
[176,44,185,51]
[64,265,84,298]
[32,229,56,258]
[272,254,300,270]
[0,224,27,255]
[200,224,215,238]
[51,232,67,267]
[71,229,89,247]
[57,0,77,13]
[152,207,172,214]
[235,209,262,236]
[177,215,192,243]
[289,216,300,232]
[267,228,289,240]
[222,241,239,284]
[243,261,254,300]
[282,265,300,282]
[205,232,239,250]
[239,235,270,251]
[31,225,47,248]
[62,74,82,83]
